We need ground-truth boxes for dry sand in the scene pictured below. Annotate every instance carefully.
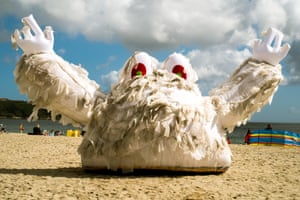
[0,133,299,200]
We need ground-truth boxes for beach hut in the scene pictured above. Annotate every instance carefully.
[248,129,300,147]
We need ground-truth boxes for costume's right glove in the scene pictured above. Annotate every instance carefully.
[252,27,290,66]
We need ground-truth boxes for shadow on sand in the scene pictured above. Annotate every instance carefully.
[0,167,224,178]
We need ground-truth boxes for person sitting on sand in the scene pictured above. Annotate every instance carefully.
[54,130,62,136]
[0,124,6,133]
[43,129,49,136]
[265,124,273,130]
[33,123,42,135]
[49,129,55,136]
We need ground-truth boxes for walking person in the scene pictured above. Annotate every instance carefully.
[19,123,24,134]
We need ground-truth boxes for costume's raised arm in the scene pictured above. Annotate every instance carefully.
[209,28,290,132]
[12,15,105,127]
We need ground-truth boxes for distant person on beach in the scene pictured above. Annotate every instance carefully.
[265,124,273,130]
[244,129,251,144]
[49,129,55,136]
[19,123,24,133]
[227,135,231,144]
[81,130,86,136]
[33,123,42,135]
[0,124,6,133]
[43,129,49,136]
[54,130,62,136]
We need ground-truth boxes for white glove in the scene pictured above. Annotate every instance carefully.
[252,27,290,66]
[11,14,54,55]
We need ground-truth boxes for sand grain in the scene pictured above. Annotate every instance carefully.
[0,134,299,199]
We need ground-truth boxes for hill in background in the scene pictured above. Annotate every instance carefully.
[0,98,50,119]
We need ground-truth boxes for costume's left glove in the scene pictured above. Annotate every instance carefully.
[252,27,290,66]
[11,14,54,55]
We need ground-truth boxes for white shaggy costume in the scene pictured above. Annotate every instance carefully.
[12,15,290,173]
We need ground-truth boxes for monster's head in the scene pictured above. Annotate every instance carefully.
[112,51,203,108]
[119,51,198,84]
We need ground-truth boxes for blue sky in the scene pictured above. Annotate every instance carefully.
[0,0,299,123]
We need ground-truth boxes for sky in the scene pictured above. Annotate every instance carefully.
[0,0,299,123]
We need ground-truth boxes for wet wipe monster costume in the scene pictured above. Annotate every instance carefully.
[11,15,290,173]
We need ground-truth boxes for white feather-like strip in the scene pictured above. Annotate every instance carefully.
[14,52,104,127]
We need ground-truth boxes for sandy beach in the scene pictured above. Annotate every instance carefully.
[0,133,299,200]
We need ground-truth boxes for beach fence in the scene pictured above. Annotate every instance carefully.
[248,129,300,147]
[66,129,81,137]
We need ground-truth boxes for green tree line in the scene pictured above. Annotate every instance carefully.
[0,98,50,119]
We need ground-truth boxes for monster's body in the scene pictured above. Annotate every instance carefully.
[12,15,289,173]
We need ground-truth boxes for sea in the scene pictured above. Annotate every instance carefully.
[0,118,299,144]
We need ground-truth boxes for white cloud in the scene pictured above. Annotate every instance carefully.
[186,47,251,94]
[2,0,252,48]
[100,70,119,92]
[250,0,287,31]
[96,55,117,70]
[2,0,300,86]
[57,48,66,55]
[2,0,299,46]
[289,106,300,115]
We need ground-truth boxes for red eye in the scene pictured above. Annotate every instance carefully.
[172,65,187,80]
[131,63,147,78]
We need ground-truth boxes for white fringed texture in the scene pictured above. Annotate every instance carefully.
[79,70,230,171]
[79,58,282,172]
[14,52,282,173]
[14,52,104,127]
[210,58,283,132]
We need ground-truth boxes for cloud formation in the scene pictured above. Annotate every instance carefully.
[2,0,300,92]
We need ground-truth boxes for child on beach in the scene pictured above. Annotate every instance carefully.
[19,123,24,133]
[33,123,42,135]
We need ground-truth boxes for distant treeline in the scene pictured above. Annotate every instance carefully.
[0,98,50,119]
